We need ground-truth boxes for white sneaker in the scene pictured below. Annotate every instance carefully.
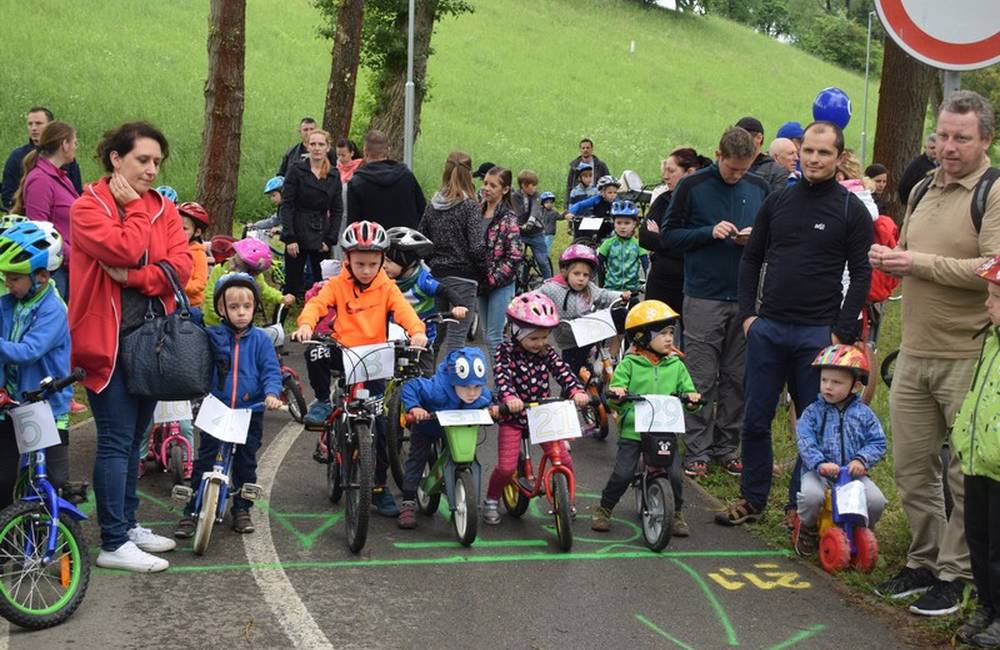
[96,541,169,573]
[129,525,177,553]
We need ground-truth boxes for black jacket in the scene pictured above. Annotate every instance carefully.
[897,153,936,206]
[346,159,426,230]
[737,175,873,343]
[279,160,343,251]
[750,153,790,194]
[276,142,335,177]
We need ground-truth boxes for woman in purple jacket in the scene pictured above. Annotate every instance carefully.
[12,120,79,301]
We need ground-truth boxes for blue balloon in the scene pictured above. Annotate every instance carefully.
[812,87,852,129]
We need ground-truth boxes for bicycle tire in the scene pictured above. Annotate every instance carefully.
[551,473,573,552]
[452,468,478,546]
[283,376,307,424]
[192,479,221,556]
[385,385,407,490]
[501,456,530,517]
[168,444,185,486]
[642,476,675,552]
[345,421,372,554]
[0,501,90,630]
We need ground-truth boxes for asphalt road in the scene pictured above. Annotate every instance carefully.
[0,347,915,650]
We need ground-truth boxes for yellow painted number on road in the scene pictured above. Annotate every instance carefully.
[707,563,811,591]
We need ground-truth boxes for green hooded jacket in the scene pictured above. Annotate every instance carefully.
[952,327,1000,481]
[609,351,697,442]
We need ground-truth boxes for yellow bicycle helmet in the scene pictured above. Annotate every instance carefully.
[625,300,679,348]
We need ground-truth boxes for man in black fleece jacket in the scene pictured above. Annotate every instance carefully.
[347,130,426,230]
[715,121,873,526]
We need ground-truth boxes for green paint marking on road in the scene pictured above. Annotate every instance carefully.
[766,624,826,650]
[671,558,739,646]
[394,539,548,549]
[137,488,177,513]
[596,543,649,554]
[259,500,343,551]
[635,613,696,650]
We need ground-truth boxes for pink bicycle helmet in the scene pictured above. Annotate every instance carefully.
[506,291,560,328]
[559,243,600,270]
[232,237,273,272]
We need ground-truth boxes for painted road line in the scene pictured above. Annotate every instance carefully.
[635,613,696,650]
[0,619,7,650]
[671,558,739,646]
[393,539,549,549]
[241,421,333,650]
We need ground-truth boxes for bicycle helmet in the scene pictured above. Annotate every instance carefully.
[596,175,621,190]
[444,347,488,387]
[976,255,1000,285]
[263,175,284,194]
[213,272,261,320]
[0,221,63,277]
[812,344,870,383]
[625,300,679,348]
[178,201,211,230]
[0,214,29,233]
[539,191,556,203]
[575,161,594,173]
[506,291,560,328]
[32,222,66,272]
[232,237,273,273]
[610,200,639,219]
[386,226,434,269]
[558,243,600,271]
[340,220,389,253]
[156,186,178,204]
[210,235,237,264]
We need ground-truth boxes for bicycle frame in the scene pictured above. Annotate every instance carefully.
[17,451,87,565]
[148,421,194,478]
[189,441,237,524]
[512,436,576,508]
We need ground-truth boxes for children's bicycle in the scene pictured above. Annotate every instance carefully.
[141,417,193,485]
[263,305,307,423]
[406,410,488,546]
[515,244,545,295]
[0,369,89,630]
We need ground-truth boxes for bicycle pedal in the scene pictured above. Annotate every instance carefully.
[171,484,194,507]
[516,477,534,492]
[312,449,331,464]
[240,483,263,501]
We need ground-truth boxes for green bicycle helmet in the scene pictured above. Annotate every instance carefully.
[0,221,63,275]
[0,213,29,234]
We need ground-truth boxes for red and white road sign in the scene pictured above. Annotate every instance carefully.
[875,0,1000,71]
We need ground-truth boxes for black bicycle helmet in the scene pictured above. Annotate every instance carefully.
[385,227,434,269]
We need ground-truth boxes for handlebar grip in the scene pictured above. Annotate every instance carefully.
[51,368,85,392]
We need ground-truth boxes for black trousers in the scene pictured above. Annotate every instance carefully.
[285,248,325,298]
[600,438,683,511]
[965,474,1000,610]
[0,418,69,510]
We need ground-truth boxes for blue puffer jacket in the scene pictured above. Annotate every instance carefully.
[401,352,493,412]
[207,325,282,412]
[0,283,71,417]
[796,394,887,471]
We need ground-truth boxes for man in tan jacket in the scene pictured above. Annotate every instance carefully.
[870,90,1000,616]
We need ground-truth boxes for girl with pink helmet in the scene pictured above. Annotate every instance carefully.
[202,237,295,327]
[483,291,592,525]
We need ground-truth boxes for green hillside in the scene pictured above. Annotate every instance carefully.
[0,0,876,219]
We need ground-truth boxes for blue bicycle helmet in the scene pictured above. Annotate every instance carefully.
[263,176,284,194]
[156,186,178,204]
[213,272,261,320]
[444,348,488,387]
[610,200,639,219]
[0,221,63,276]
[539,191,556,203]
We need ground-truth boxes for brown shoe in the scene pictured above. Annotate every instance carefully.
[591,506,612,532]
[232,510,255,534]
[714,498,762,527]
[794,524,819,556]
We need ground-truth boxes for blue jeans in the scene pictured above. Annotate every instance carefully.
[522,233,552,279]
[186,411,264,514]
[479,282,515,363]
[740,317,830,511]
[52,267,69,303]
[88,364,158,551]
[544,234,555,252]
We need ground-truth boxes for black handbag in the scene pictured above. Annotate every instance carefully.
[120,261,213,400]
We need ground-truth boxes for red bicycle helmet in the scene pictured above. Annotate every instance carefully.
[340,220,389,252]
[210,235,237,264]
[976,255,1000,285]
[178,201,211,230]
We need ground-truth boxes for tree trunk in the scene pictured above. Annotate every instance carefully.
[196,0,246,237]
[368,0,438,160]
[871,36,938,224]
[322,0,365,139]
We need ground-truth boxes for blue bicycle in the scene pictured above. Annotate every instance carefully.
[0,369,89,630]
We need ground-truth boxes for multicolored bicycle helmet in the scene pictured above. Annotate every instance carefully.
[340,220,389,253]
[444,347,488,387]
[0,221,63,276]
[0,214,29,233]
[386,226,434,269]
[539,191,556,203]
[506,291,560,328]
[178,201,211,230]
[156,186,178,204]
[213,272,261,320]
[559,243,600,271]
[263,176,284,194]
[576,161,594,173]
[625,300,679,348]
[231,237,273,273]
[976,255,1000,285]
[32,222,66,272]
[812,344,870,383]
[596,175,621,190]
[610,200,639,219]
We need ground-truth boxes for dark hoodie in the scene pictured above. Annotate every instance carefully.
[346,159,426,229]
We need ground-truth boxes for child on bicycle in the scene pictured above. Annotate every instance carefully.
[567,175,621,243]
[244,176,285,235]
[300,259,342,427]
[597,200,648,293]
[592,300,699,536]
[512,170,552,280]
[397,347,493,529]
[484,291,590,525]
[568,162,597,214]
[0,222,72,509]
[793,344,887,558]
[291,220,428,516]
[175,273,283,537]
[383,226,468,375]
[203,236,294,327]
[947,256,1000,648]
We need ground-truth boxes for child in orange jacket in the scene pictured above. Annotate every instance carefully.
[177,202,210,310]
[292,221,427,515]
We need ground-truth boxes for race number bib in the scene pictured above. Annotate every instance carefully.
[527,401,582,445]
[12,401,62,454]
[342,343,395,383]
[634,395,686,433]
[436,409,493,427]
[194,394,251,444]
[579,217,604,231]
[568,308,617,347]
[836,480,869,525]
[153,400,194,424]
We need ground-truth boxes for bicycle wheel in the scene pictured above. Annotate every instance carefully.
[385,385,407,490]
[642,476,675,552]
[501,455,530,517]
[551,473,573,552]
[452,468,478,546]
[326,426,343,504]
[0,501,90,630]
[416,443,440,516]
[192,479,221,556]
[344,421,372,554]
[168,444,185,486]
[283,376,307,424]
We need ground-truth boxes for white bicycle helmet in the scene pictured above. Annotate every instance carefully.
[340,220,390,252]
[596,175,621,191]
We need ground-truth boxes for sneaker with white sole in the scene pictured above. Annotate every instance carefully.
[128,525,177,553]
[96,541,169,572]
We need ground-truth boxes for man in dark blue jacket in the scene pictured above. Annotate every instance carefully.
[715,121,873,527]
[2,107,82,209]
[661,127,770,478]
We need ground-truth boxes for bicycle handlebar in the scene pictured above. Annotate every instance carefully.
[19,368,86,404]
[606,391,702,408]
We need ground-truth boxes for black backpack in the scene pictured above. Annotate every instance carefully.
[909,167,1000,233]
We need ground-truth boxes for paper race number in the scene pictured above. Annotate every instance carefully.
[568,308,618,347]
[436,409,493,427]
[194,394,251,444]
[12,401,62,454]
[634,395,686,433]
[527,401,582,445]
[154,400,193,424]
[342,343,395,383]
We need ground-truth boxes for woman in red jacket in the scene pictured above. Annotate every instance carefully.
[69,122,192,573]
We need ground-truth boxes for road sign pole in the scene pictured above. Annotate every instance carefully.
[943,70,961,98]
[403,0,415,170]
[860,10,874,166]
